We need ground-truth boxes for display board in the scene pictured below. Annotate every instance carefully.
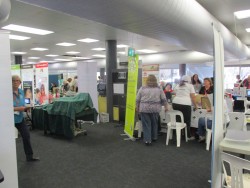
[142,64,159,86]
[35,62,49,105]
[21,64,34,104]
[124,54,139,139]
[11,64,21,76]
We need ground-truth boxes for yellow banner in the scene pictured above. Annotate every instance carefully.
[124,54,139,138]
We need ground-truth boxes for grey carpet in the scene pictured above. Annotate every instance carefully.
[16,124,211,188]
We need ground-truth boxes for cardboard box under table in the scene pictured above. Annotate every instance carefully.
[32,93,98,138]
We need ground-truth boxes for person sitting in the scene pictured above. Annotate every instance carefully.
[197,99,230,142]
[164,83,173,103]
[199,77,214,95]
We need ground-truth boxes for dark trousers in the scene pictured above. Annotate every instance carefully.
[172,103,192,137]
[15,119,33,159]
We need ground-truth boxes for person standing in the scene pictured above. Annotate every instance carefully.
[12,75,39,162]
[191,74,202,93]
[199,78,214,95]
[136,75,168,145]
[172,75,197,140]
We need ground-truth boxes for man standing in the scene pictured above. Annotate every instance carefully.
[12,75,39,162]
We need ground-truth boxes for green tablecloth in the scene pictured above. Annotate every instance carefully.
[32,93,98,138]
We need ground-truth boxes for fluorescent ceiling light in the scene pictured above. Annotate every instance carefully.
[72,56,89,59]
[9,34,30,40]
[66,51,80,54]
[26,62,36,64]
[118,51,126,55]
[117,44,128,48]
[56,42,76,46]
[45,54,59,57]
[137,49,157,53]
[92,54,106,58]
[92,48,105,51]
[78,38,99,43]
[2,24,54,35]
[31,48,48,51]
[234,9,250,19]
[54,58,72,61]
[28,57,40,59]
[11,52,27,55]
[246,28,250,32]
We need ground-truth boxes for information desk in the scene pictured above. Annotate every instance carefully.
[32,93,98,139]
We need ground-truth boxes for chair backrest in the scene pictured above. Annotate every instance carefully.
[167,110,184,126]
[221,152,250,188]
[228,112,245,131]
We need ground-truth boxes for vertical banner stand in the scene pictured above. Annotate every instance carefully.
[122,50,139,141]
[211,24,225,188]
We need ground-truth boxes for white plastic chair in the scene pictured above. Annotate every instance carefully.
[205,113,228,151]
[228,112,245,131]
[205,113,213,151]
[166,110,188,147]
[221,152,250,188]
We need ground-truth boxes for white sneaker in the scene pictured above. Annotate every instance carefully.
[198,136,206,142]
[188,136,195,141]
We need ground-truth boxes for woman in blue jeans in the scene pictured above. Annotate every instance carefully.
[136,75,168,145]
[197,117,212,142]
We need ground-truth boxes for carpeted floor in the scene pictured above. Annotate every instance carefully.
[16,123,211,188]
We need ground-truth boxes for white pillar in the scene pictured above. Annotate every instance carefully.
[77,61,98,111]
[0,31,19,187]
[211,25,225,188]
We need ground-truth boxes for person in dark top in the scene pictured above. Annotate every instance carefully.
[164,83,173,103]
[199,77,214,95]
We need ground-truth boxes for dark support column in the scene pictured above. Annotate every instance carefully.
[179,64,186,77]
[100,68,105,80]
[106,40,117,122]
[15,55,22,64]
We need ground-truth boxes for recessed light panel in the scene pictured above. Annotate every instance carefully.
[31,48,48,51]
[9,34,30,40]
[78,38,99,43]
[92,48,105,51]
[234,9,250,19]
[56,42,76,46]
[11,52,27,55]
[246,28,250,32]
[92,54,106,58]
[28,57,40,59]
[2,24,54,35]
[118,51,126,55]
[54,58,72,61]
[117,44,128,48]
[137,49,157,53]
[45,54,59,57]
[66,51,80,54]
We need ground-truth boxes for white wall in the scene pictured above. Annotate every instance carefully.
[77,61,98,111]
[0,31,18,188]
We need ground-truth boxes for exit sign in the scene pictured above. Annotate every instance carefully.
[128,47,135,57]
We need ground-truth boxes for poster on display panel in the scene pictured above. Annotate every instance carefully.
[21,64,34,104]
[142,64,159,86]
[35,62,49,105]
[11,64,21,76]
[124,54,139,139]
